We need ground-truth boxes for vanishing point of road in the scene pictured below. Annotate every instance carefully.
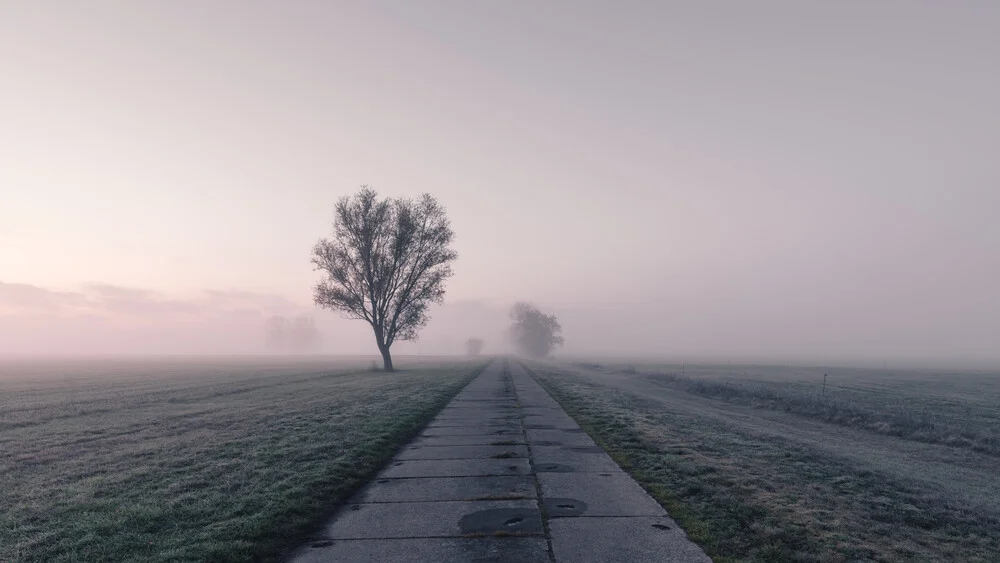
[288,358,710,562]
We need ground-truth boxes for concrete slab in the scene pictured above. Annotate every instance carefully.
[532,446,623,473]
[522,417,580,430]
[524,429,598,447]
[426,420,520,429]
[292,537,551,563]
[434,411,518,418]
[549,517,711,562]
[396,444,529,460]
[422,426,522,437]
[538,473,666,516]
[438,404,517,410]
[324,500,542,539]
[409,435,526,447]
[378,458,532,478]
[433,412,519,420]
[353,476,537,503]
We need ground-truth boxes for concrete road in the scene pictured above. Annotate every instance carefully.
[289,358,710,562]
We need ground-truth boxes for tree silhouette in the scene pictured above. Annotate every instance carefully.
[264,315,288,351]
[312,186,457,371]
[508,302,563,358]
[465,337,485,356]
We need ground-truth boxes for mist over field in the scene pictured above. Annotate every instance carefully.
[2,1,998,366]
[2,280,998,368]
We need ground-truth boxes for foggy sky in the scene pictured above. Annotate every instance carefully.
[2,2,998,364]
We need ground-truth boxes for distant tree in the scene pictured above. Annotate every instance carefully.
[465,337,485,356]
[264,315,288,351]
[264,315,321,353]
[288,316,321,352]
[312,186,457,372]
[508,302,563,358]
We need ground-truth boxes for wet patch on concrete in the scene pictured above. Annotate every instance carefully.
[543,497,588,517]
[458,507,544,535]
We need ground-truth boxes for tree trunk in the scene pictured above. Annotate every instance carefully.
[378,344,394,372]
[372,324,395,373]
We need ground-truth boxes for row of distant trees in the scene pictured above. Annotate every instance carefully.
[310,186,562,370]
[264,311,560,358]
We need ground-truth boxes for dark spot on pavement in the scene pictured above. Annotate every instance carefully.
[652,523,671,530]
[310,540,333,548]
[459,508,543,535]
[543,498,587,517]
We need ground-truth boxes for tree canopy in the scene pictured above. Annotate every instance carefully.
[312,186,457,371]
[508,302,563,358]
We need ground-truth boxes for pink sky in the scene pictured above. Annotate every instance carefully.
[2,2,998,363]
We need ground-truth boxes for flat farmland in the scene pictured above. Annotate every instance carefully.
[0,355,485,562]
[527,360,1000,562]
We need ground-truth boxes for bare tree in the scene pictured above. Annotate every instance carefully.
[312,186,457,372]
[509,302,563,358]
[465,337,485,356]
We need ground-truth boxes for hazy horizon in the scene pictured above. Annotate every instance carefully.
[3,2,998,365]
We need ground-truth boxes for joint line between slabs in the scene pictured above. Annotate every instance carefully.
[509,358,558,563]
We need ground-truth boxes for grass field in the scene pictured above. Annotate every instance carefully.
[1,355,486,562]
[526,360,1000,563]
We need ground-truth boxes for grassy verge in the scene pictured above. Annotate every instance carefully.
[526,362,999,563]
[1,358,486,562]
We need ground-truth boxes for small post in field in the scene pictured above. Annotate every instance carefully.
[822,373,828,396]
